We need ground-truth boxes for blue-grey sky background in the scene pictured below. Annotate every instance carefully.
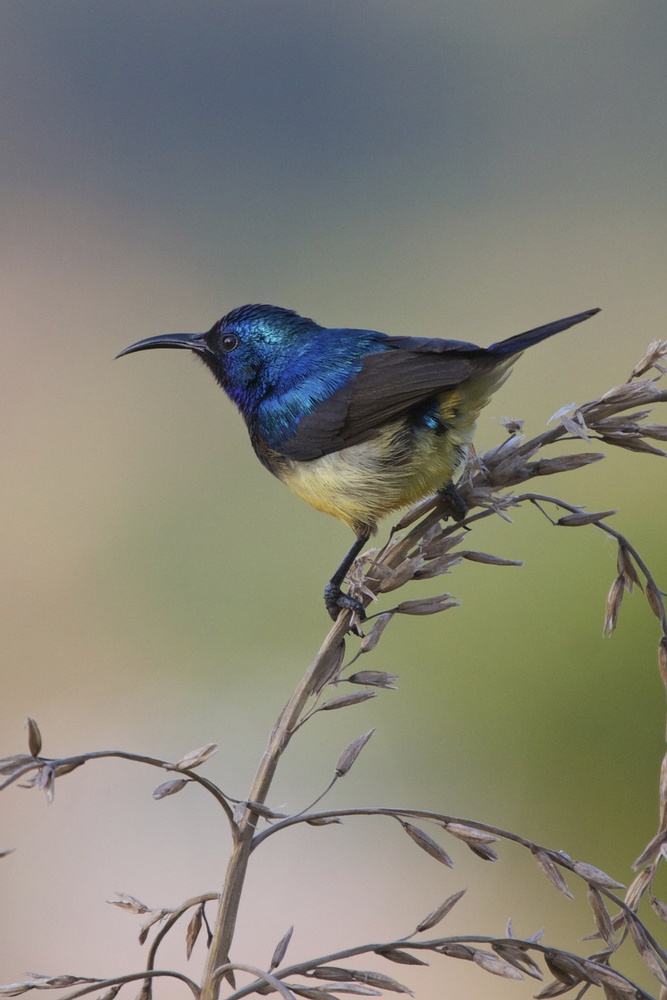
[2,3,666,995]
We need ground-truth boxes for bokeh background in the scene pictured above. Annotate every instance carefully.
[2,1,667,995]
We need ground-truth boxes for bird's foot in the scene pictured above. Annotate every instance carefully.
[438,481,468,523]
[324,583,366,631]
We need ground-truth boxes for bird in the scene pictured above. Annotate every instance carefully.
[118,303,599,622]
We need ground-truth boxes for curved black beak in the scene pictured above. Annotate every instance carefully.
[116,331,210,359]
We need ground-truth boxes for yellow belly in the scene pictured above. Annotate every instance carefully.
[280,428,457,531]
[275,366,514,533]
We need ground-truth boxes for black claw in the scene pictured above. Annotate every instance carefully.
[324,583,366,624]
[438,481,468,523]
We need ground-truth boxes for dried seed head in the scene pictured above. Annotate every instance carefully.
[616,542,641,593]
[650,895,667,923]
[420,530,466,560]
[442,824,499,860]
[625,916,667,986]
[309,970,413,996]
[603,575,625,637]
[415,889,466,932]
[641,422,667,441]
[598,378,666,409]
[443,822,499,845]
[571,861,624,889]
[37,765,55,804]
[373,949,428,967]
[436,943,475,961]
[316,985,382,996]
[270,925,294,971]
[557,510,617,527]
[153,778,190,799]
[347,670,398,689]
[399,821,453,867]
[625,868,653,911]
[394,595,460,616]
[531,849,573,899]
[394,495,441,529]
[320,691,377,712]
[646,580,666,624]
[600,975,644,999]
[308,968,355,983]
[543,951,586,986]
[629,340,667,380]
[335,730,375,777]
[465,841,499,861]
[312,639,347,696]
[25,718,42,758]
[492,943,542,980]
[598,432,667,457]
[413,554,462,580]
[528,452,605,476]
[377,556,424,592]
[358,613,394,653]
[349,972,412,995]
[0,754,35,777]
[587,887,616,947]
[459,550,523,566]
[185,904,203,960]
[472,950,523,980]
[174,743,218,771]
[54,759,85,777]
[107,892,151,914]
[642,949,667,988]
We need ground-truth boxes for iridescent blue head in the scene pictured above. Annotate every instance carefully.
[118,305,320,408]
[118,303,390,447]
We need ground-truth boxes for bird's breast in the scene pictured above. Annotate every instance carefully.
[270,411,465,533]
[256,369,514,533]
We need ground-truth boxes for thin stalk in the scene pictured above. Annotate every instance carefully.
[200,615,350,1000]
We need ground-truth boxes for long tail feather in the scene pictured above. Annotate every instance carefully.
[488,308,600,358]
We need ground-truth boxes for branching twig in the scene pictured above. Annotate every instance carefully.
[3,340,667,1000]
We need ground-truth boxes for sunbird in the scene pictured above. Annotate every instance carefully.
[119,304,599,620]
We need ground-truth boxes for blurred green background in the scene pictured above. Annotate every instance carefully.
[1,1,666,995]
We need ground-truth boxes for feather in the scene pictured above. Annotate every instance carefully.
[279,348,493,461]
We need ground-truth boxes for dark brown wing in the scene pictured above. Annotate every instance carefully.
[278,308,600,461]
[279,347,493,461]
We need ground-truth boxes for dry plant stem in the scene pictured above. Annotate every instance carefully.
[199,371,667,997]
[212,965,298,1000]
[30,970,201,1000]
[200,616,352,1000]
[224,937,651,1000]
[0,749,235,824]
[253,806,667,964]
[146,894,219,974]
[522,493,667,632]
[4,350,666,1000]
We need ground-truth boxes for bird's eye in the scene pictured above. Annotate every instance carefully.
[220,332,239,352]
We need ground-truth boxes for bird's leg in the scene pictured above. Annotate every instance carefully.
[438,480,468,522]
[324,530,371,622]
